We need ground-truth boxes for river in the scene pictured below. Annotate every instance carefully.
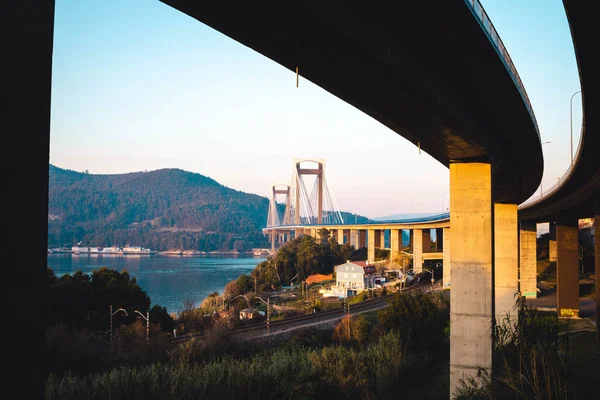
[46,253,265,314]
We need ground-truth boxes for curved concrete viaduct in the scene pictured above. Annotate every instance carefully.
[161,0,543,204]
[516,0,599,339]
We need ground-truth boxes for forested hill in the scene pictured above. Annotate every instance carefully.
[47,165,372,251]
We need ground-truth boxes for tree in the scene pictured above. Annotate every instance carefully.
[149,305,174,332]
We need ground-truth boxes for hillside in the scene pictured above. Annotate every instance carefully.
[47,165,371,251]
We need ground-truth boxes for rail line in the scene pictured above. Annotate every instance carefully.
[171,281,435,344]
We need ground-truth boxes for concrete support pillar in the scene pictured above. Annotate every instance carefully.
[449,162,493,395]
[310,228,317,238]
[549,222,557,261]
[380,230,386,248]
[294,229,303,239]
[494,203,519,324]
[423,229,431,253]
[359,230,366,248]
[556,212,579,318]
[350,229,358,247]
[519,221,537,298]
[443,227,451,289]
[368,229,375,263]
[413,229,423,273]
[337,229,344,245]
[391,229,401,261]
[271,232,275,252]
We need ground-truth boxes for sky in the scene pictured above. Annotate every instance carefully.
[49,0,582,221]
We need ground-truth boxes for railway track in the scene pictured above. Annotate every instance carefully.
[171,281,434,344]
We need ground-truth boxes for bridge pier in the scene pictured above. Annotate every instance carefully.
[549,222,557,261]
[519,221,537,298]
[443,227,451,289]
[494,203,519,324]
[337,229,344,245]
[368,229,375,263]
[556,212,579,318]
[449,162,493,397]
[391,229,401,261]
[413,229,423,273]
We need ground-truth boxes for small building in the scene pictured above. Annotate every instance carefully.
[334,260,376,296]
[239,307,258,320]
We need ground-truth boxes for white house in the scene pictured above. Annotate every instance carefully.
[334,260,376,297]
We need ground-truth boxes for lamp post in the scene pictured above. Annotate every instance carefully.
[441,191,449,213]
[410,198,419,219]
[570,90,581,164]
[134,310,150,344]
[110,305,128,347]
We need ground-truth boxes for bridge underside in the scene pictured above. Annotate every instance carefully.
[161,0,542,205]
[518,0,599,222]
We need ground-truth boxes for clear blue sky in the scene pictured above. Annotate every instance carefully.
[49,0,582,221]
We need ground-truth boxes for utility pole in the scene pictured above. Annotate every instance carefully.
[346,298,351,342]
[266,297,270,334]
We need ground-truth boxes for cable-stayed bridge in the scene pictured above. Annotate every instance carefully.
[263,159,451,280]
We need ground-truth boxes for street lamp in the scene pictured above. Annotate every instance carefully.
[110,305,128,347]
[441,191,449,213]
[410,198,419,219]
[570,90,582,164]
[134,310,150,344]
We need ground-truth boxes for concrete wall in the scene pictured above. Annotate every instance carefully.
[494,203,519,324]
[449,162,493,395]
[337,229,344,245]
[519,221,537,298]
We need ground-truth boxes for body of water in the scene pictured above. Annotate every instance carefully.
[47,254,265,314]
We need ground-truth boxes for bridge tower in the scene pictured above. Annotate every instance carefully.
[287,159,344,226]
[266,184,292,251]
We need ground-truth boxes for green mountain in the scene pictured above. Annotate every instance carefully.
[47,165,371,251]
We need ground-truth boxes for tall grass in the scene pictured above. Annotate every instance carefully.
[453,294,571,400]
[46,331,412,400]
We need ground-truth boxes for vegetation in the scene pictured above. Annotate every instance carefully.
[222,233,368,299]
[46,290,453,400]
[453,295,599,400]
[47,267,175,376]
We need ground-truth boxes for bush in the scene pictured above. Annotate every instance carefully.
[377,291,446,352]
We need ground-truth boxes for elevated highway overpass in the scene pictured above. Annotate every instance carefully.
[515,0,599,338]
[159,0,546,391]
